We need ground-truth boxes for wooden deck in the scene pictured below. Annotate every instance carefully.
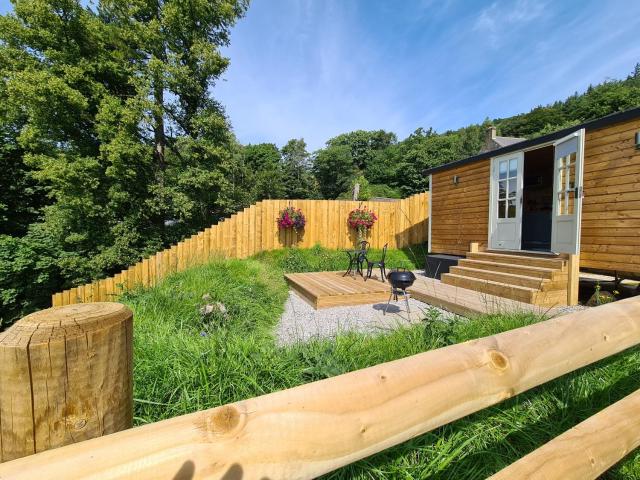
[285,271,390,308]
[285,271,564,316]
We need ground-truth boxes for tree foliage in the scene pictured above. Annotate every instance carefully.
[0,0,249,324]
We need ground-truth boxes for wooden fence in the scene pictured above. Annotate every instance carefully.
[51,192,429,307]
[1,297,639,479]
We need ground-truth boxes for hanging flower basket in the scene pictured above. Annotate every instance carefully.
[348,207,378,242]
[277,206,306,232]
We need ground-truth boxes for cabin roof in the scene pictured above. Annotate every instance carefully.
[422,106,640,176]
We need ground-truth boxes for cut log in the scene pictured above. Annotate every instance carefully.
[0,302,133,462]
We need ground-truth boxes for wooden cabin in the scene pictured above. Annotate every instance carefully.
[424,107,640,306]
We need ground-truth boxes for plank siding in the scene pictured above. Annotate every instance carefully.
[430,159,490,255]
[581,117,640,275]
[430,116,640,275]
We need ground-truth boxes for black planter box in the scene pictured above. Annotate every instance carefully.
[424,254,462,280]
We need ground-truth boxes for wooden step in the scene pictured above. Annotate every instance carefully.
[457,259,566,281]
[449,266,550,290]
[531,289,569,308]
[441,273,536,304]
[467,252,566,270]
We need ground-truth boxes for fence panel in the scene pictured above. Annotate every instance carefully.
[52,193,429,305]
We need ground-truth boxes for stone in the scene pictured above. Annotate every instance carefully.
[586,290,616,307]
[199,301,228,318]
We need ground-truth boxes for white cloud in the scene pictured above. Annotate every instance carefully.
[474,0,547,47]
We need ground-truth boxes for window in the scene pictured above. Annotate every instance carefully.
[556,152,576,215]
[497,158,518,219]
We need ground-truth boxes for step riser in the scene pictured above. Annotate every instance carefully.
[449,266,547,290]
[458,259,555,279]
[532,290,569,307]
[467,252,566,270]
[441,274,535,303]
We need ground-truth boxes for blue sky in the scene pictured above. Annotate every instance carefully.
[2,0,639,150]
[216,0,640,150]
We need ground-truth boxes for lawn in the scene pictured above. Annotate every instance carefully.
[121,245,640,479]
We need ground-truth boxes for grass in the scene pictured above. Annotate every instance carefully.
[121,245,640,479]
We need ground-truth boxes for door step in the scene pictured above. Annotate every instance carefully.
[449,266,552,290]
[443,249,570,306]
[457,259,566,281]
[467,252,566,270]
[441,273,538,304]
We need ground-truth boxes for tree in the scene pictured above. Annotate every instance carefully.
[0,0,248,323]
[243,143,286,200]
[313,144,357,199]
[280,139,319,199]
[325,130,396,170]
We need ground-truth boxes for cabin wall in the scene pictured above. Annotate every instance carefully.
[581,117,640,275]
[429,115,640,272]
[430,159,490,255]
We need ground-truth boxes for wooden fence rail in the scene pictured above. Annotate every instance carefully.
[2,296,639,479]
[51,193,429,307]
[489,387,640,479]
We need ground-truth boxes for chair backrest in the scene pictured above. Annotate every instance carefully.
[358,241,370,262]
[380,243,388,262]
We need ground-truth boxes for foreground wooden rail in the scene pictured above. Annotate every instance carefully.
[490,388,640,479]
[1,297,639,479]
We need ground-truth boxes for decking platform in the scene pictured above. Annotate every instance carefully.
[285,271,390,309]
[285,271,565,316]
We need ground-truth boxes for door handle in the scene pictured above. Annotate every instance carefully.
[574,186,583,199]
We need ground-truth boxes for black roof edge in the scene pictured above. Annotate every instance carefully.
[422,106,640,176]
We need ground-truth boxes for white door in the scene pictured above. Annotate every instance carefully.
[489,152,524,250]
[551,129,584,254]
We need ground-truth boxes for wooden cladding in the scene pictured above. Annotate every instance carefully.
[581,117,640,274]
[51,193,429,306]
[430,159,490,256]
[430,116,640,275]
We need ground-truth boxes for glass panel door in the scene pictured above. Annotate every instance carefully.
[490,152,523,250]
[551,129,584,254]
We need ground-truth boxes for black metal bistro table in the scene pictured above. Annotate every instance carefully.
[343,248,366,278]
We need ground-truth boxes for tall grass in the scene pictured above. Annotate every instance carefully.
[121,246,640,479]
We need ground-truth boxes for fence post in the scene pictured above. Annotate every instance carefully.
[0,302,133,463]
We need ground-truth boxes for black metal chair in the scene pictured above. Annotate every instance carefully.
[364,243,388,282]
[358,241,370,275]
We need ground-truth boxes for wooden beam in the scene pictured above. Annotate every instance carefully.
[567,253,580,305]
[489,388,640,480]
[0,298,639,478]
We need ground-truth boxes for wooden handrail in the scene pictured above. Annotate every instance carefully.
[489,388,640,479]
[0,297,639,479]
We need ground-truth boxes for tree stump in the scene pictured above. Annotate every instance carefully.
[0,302,133,462]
